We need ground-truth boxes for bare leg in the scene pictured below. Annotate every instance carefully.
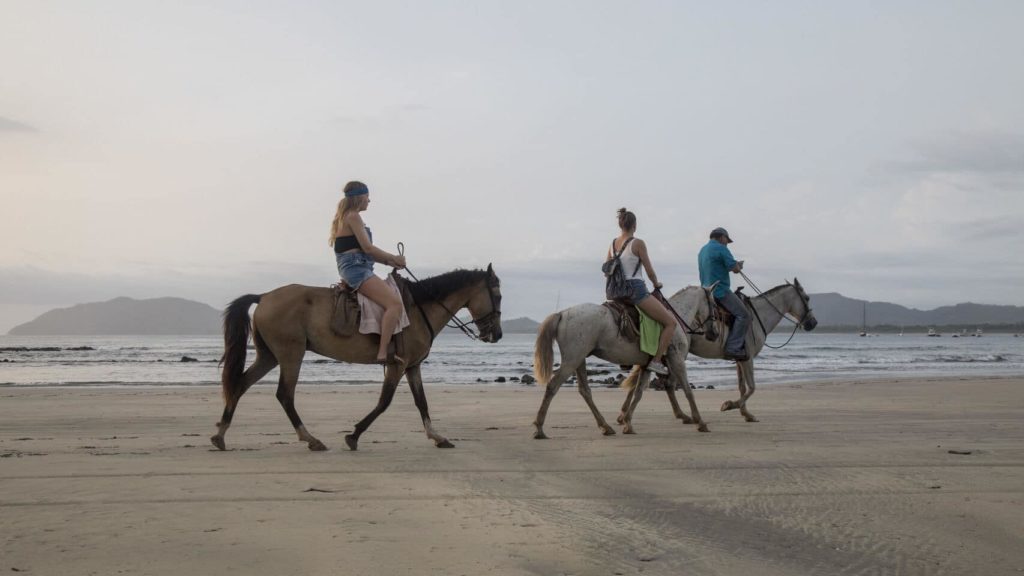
[636,295,678,359]
[357,275,404,362]
[575,364,616,436]
[345,363,404,450]
[667,348,708,432]
[406,364,454,448]
[532,363,575,439]
[211,352,277,450]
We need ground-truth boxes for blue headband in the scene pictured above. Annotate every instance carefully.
[344,183,369,197]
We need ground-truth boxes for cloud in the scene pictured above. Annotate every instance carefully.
[0,116,36,133]
[894,130,1024,176]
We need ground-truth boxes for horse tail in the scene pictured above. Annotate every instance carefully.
[620,365,644,390]
[221,294,262,402]
[533,312,561,385]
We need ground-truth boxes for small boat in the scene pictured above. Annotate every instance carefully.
[973,328,983,337]
[927,328,941,337]
[952,332,959,338]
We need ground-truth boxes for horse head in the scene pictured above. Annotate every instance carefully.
[468,263,503,343]
[789,277,817,332]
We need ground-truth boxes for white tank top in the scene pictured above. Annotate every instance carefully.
[615,238,644,281]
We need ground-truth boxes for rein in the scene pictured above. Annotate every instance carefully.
[393,243,499,342]
[736,270,811,350]
[653,288,713,336]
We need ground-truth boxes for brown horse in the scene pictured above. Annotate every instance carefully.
[211,265,502,452]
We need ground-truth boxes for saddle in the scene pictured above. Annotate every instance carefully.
[602,299,640,343]
[330,273,416,355]
[715,287,751,327]
[331,283,362,337]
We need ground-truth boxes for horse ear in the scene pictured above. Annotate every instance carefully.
[487,263,494,276]
[793,277,801,288]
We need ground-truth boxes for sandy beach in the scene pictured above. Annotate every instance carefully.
[1,377,1022,575]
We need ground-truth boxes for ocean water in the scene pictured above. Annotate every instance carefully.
[0,331,1020,388]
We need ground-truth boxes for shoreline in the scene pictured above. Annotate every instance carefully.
[0,372,1020,390]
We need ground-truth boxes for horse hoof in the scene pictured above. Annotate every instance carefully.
[721,401,735,411]
[436,439,455,448]
[308,439,328,451]
[697,423,710,433]
[679,416,694,425]
[210,435,226,451]
[616,414,626,425]
[533,431,548,440]
[745,416,759,423]
[622,427,636,435]
[344,434,358,451]
[602,427,616,436]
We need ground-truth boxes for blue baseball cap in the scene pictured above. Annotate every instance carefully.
[710,227,733,243]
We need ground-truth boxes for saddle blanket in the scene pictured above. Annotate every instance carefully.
[357,275,411,336]
[638,308,662,357]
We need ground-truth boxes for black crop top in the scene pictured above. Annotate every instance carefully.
[333,226,372,253]
[334,236,361,253]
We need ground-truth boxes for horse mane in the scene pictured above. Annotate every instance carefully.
[756,283,792,299]
[406,268,489,305]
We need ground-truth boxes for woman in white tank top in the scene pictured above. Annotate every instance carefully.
[607,208,678,375]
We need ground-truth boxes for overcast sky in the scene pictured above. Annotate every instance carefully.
[2,1,1023,332]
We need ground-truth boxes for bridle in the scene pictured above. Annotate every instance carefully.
[395,243,501,342]
[738,271,814,350]
[469,275,502,341]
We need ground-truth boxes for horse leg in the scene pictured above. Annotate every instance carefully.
[660,370,694,423]
[532,363,575,439]
[662,373,694,424]
[406,364,454,448]
[721,361,748,413]
[621,369,652,434]
[211,352,277,450]
[345,364,404,451]
[736,360,759,422]
[617,385,634,425]
[667,350,708,432]
[270,356,325,452]
[575,364,615,436]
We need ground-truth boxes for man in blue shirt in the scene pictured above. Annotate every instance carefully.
[698,227,749,360]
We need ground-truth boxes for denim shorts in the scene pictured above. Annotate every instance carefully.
[336,251,376,290]
[623,279,650,305]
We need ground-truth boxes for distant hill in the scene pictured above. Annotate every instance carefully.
[503,317,541,334]
[11,293,1022,336]
[8,297,221,335]
[498,295,1024,333]
[808,293,1024,328]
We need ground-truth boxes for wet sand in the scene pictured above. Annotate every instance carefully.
[2,377,1022,575]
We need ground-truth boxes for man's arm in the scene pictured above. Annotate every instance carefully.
[721,246,743,273]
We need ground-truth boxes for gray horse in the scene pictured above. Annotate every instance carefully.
[621,278,816,423]
[532,285,716,437]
